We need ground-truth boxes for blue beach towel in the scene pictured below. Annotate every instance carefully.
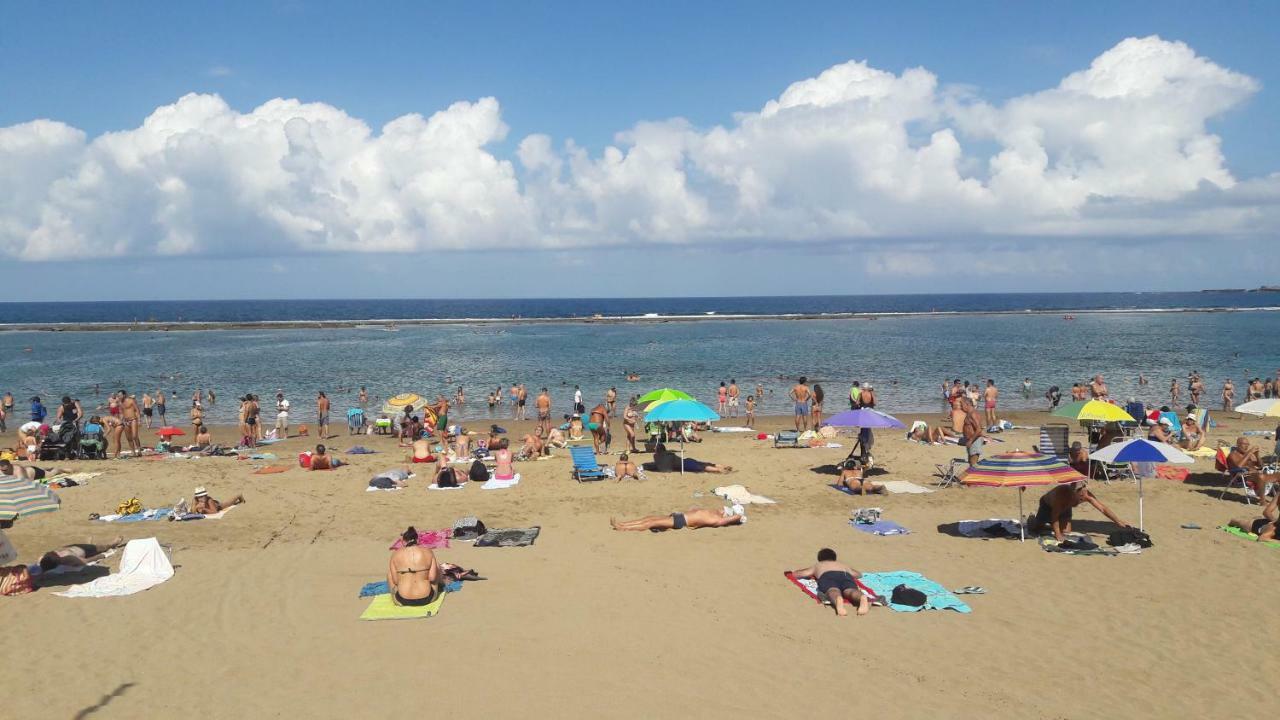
[359,580,463,598]
[346,446,377,454]
[859,571,971,613]
[100,508,173,523]
[852,519,910,536]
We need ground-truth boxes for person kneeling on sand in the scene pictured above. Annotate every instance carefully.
[614,453,642,481]
[1027,481,1130,542]
[1227,492,1279,542]
[790,548,870,617]
[611,505,745,532]
[642,444,732,474]
[36,537,127,573]
[517,431,546,460]
[192,486,244,514]
[836,458,883,495]
[388,526,442,607]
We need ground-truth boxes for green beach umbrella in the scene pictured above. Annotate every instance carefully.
[636,388,694,405]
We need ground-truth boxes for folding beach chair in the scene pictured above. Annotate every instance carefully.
[1037,424,1070,461]
[1121,401,1146,437]
[934,458,967,489]
[346,408,366,434]
[1094,437,1137,485]
[570,445,608,482]
[774,430,801,448]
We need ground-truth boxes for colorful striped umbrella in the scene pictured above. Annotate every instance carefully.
[1052,400,1135,423]
[0,475,61,522]
[961,451,1085,541]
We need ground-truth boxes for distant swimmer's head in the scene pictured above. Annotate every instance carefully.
[817,548,836,562]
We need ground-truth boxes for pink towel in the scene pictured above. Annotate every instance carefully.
[388,528,452,550]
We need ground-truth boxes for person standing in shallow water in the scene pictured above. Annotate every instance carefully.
[316,391,330,439]
[727,379,740,418]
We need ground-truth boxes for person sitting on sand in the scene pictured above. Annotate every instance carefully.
[194,425,213,449]
[492,438,515,480]
[388,526,443,606]
[1226,437,1280,500]
[0,459,74,482]
[790,548,871,617]
[610,505,745,532]
[192,486,244,514]
[1067,441,1090,477]
[1147,417,1175,444]
[518,431,546,460]
[37,537,127,573]
[614,453,641,481]
[455,431,473,458]
[1227,491,1279,542]
[642,444,733,474]
[907,420,950,445]
[836,458,883,495]
[567,414,585,440]
[1179,414,1206,451]
[1027,481,1131,542]
[545,427,568,449]
[309,444,344,470]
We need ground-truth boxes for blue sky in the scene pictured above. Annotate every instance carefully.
[2,1,1278,300]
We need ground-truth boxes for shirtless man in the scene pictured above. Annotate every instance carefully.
[950,395,967,435]
[961,398,987,467]
[1027,481,1130,542]
[192,486,244,514]
[614,453,641,481]
[316,391,331,440]
[36,537,126,573]
[1228,491,1279,542]
[518,431,546,460]
[119,390,142,456]
[588,403,609,453]
[983,379,999,426]
[1226,437,1280,500]
[605,387,617,417]
[1090,374,1108,401]
[623,401,641,452]
[1223,379,1236,412]
[535,388,551,435]
[610,506,745,532]
[790,548,870,617]
[155,389,167,425]
[727,379,740,418]
[791,377,813,432]
[142,392,154,428]
[517,384,528,421]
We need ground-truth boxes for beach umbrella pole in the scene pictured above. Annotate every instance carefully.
[1019,487,1026,542]
[1138,477,1144,532]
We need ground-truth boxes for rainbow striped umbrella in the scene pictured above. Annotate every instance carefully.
[961,451,1085,541]
[0,475,61,522]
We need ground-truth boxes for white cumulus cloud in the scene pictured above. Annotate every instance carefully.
[0,35,1275,264]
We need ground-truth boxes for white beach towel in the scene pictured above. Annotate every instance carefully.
[712,484,777,505]
[55,538,173,598]
[481,474,521,490]
[711,426,754,433]
[427,483,466,491]
[880,481,934,495]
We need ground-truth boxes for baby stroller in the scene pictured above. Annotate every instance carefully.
[346,408,366,435]
[79,422,108,459]
[40,422,82,460]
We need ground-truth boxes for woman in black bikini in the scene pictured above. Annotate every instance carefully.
[387,527,442,606]
[1228,492,1279,542]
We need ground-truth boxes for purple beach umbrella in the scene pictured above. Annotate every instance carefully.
[825,409,906,429]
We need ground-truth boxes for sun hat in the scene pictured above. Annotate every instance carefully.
[193,487,208,498]
[1158,417,1173,426]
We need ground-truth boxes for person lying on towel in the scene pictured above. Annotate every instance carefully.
[388,526,443,607]
[836,458,883,495]
[1228,492,1278,542]
[611,505,744,532]
[193,486,244,514]
[1027,481,1130,542]
[36,536,127,573]
[791,548,871,617]
[641,444,733,474]
[614,453,641,481]
[0,459,75,482]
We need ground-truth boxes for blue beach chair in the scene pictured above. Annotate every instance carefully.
[570,445,607,482]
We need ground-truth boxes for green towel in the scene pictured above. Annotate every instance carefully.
[1220,525,1280,549]
[359,592,446,620]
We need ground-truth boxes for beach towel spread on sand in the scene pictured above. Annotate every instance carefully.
[475,527,541,547]
[785,572,878,605]
[253,465,291,475]
[96,508,173,523]
[388,529,452,551]
[955,519,1023,538]
[55,538,173,598]
[879,480,934,494]
[856,571,971,613]
[1220,525,1280,548]
[1039,538,1122,556]
[851,519,910,536]
[174,506,238,521]
[481,474,521,490]
[359,580,463,597]
[360,592,445,620]
[712,484,777,505]
[346,446,377,454]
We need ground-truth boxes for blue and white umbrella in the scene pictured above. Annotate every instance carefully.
[1089,438,1192,530]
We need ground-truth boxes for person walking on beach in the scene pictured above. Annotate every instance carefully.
[536,388,551,435]
[727,379,740,418]
[606,387,617,417]
[849,381,862,411]
[983,380,999,426]
[141,392,154,428]
[1223,379,1236,412]
[155,389,166,425]
[791,377,813,432]
[517,384,528,421]
[1190,374,1204,406]
[275,392,290,438]
[717,382,727,415]
[191,399,204,437]
[316,391,330,439]
[119,390,142,457]
[1170,379,1181,405]
[961,398,987,467]
[790,548,870,617]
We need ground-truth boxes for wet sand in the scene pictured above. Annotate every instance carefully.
[1,410,1277,718]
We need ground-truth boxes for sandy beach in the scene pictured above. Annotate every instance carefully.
[2,409,1278,718]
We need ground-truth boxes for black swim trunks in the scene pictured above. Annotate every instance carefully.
[671,512,687,530]
[32,467,46,480]
[394,589,437,607]
[816,570,858,596]
[1252,517,1272,535]
[1031,495,1071,532]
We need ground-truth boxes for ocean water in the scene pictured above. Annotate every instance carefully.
[2,303,1277,424]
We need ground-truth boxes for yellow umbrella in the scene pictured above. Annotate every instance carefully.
[1051,400,1134,423]
[382,393,428,414]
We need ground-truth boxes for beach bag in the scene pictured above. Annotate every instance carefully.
[468,459,489,483]
[851,508,882,525]
[117,497,142,516]
[1214,448,1229,472]
[298,452,313,468]
[890,585,926,607]
[1107,528,1153,548]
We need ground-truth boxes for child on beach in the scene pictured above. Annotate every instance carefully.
[790,548,870,617]
[745,396,755,428]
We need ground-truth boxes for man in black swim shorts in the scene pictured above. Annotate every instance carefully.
[610,506,745,532]
[790,548,870,616]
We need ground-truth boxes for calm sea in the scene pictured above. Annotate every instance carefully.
[1,293,1277,423]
